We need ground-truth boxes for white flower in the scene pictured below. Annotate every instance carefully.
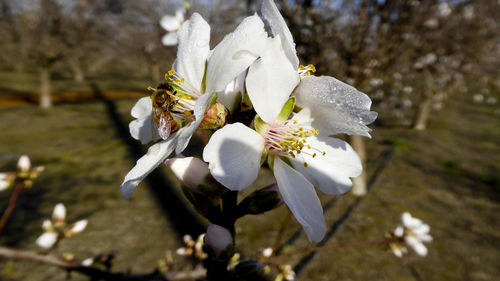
[400,212,432,257]
[52,203,66,223]
[160,9,185,46]
[36,232,58,249]
[204,97,362,242]
[258,0,377,138]
[122,13,271,198]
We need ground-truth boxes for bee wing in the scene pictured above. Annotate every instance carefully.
[158,111,173,140]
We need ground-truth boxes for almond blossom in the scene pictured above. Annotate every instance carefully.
[121,13,271,198]
[203,96,363,242]
[160,9,185,46]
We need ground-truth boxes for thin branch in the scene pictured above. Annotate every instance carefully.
[0,180,25,234]
[266,238,395,262]
[0,246,206,281]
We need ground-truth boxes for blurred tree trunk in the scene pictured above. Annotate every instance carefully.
[39,67,52,108]
[414,71,434,131]
[351,135,367,196]
[414,97,432,131]
[70,60,85,82]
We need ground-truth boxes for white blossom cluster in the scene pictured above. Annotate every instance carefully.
[122,0,377,243]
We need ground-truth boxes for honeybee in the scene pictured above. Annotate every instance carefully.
[151,83,181,140]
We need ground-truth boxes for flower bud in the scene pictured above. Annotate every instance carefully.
[205,224,233,257]
[199,102,228,130]
[166,157,209,191]
[17,155,31,173]
[36,232,58,249]
[52,203,66,223]
[42,219,53,232]
[65,219,88,237]
[237,184,282,217]
[166,157,224,196]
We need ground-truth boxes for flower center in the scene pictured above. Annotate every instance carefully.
[298,64,316,79]
[264,119,324,167]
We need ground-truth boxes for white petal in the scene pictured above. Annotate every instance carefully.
[160,14,182,32]
[131,97,152,119]
[36,232,58,249]
[419,234,433,242]
[52,203,66,222]
[261,0,299,69]
[176,13,210,91]
[413,224,430,236]
[291,136,362,195]
[129,97,158,144]
[405,236,428,256]
[121,136,178,198]
[162,32,179,46]
[175,93,214,154]
[203,123,264,191]
[246,36,300,123]
[294,76,378,137]
[175,9,185,22]
[217,71,246,112]
[206,15,269,93]
[394,225,404,237]
[274,158,326,242]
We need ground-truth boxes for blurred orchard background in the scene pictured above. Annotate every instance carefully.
[0,0,498,280]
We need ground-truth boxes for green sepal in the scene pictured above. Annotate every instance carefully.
[200,61,207,93]
[279,156,294,168]
[240,91,253,112]
[254,116,268,135]
[267,155,275,171]
[276,97,296,123]
[208,93,218,109]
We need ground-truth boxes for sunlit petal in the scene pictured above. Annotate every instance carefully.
[206,15,269,93]
[246,36,300,123]
[121,135,178,198]
[261,0,299,69]
[176,13,210,91]
[162,32,179,46]
[274,157,326,242]
[294,76,378,137]
[203,123,264,191]
[291,136,362,195]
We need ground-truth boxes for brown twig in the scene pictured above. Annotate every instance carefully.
[0,246,206,281]
[0,180,25,234]
[271,211,293,254]
[266,238,395,262]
